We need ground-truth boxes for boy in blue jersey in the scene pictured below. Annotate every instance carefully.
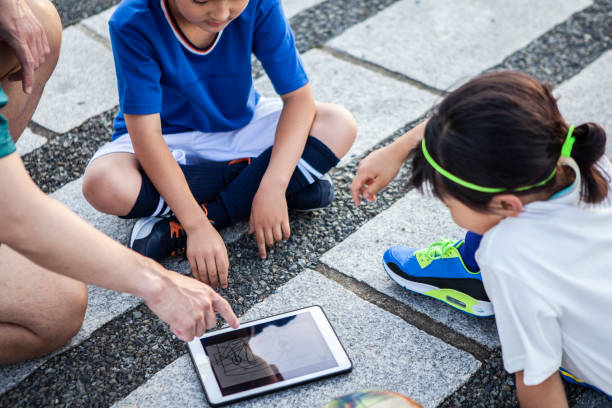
[82,0,357,289]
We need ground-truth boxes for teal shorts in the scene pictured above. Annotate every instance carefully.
[0,84,16,158]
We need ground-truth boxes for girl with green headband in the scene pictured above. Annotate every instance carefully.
[352,71,612,406]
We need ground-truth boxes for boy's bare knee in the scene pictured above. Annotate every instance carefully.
[83,161,139,215]
[311,103,357,159]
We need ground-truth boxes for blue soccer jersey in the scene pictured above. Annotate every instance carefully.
[109,0,308,139]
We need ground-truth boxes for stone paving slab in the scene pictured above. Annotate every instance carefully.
[556,50,612,157]
[16,128,47,156]
[114,269,480,408]
[327,0,592,91]
[321,191,500,349]
[256,49,438,166]
[80,5,116,42]
[32,25,117,134]
[282,0,325,19]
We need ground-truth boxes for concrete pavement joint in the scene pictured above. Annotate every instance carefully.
[321,46,447,97]
[314,263,491,361]
[490,0,612,87]
[77,22,112,50]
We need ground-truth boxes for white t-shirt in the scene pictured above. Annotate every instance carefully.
[476,157,612,393]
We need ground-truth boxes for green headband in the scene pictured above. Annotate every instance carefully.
[421,125,576,193]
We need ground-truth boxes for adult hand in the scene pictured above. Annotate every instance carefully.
[185,221,229,288]
[351,145,404,205]
[144,262,239,341]
[0,0,50,94]
[249,182,290,259]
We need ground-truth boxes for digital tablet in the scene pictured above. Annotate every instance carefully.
[187,305,352,406]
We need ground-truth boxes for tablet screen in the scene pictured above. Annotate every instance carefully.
[201,312,338,396]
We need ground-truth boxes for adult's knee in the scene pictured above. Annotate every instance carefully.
[47,281,87,350]
[29,280,87,359]
[29,0,62,71]
[312,103,358,159]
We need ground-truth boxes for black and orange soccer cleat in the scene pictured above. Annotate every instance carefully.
[130,216,187,261]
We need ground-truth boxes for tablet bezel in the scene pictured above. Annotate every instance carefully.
[187,305,352,407]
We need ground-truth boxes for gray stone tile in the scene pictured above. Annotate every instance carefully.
[32,25,117,134]
[16,128,47,156]
[256,49,438,166]
[282,0,324,18]
[555,51,612,158]
[114,270,480,408]
[328,0,592,91]
[321,191,500,348]
[80,5,116,42]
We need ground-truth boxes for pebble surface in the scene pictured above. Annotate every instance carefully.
[5,0,612,407]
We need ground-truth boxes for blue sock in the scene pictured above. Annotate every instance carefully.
[205,136,339,229]
[458,231,482,272]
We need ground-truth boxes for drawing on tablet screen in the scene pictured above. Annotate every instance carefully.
[211,339,271,377]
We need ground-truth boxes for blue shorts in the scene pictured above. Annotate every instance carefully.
[559,367,612,401]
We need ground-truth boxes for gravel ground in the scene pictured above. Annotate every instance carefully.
[5,0,612,406]
[51,0,121,28]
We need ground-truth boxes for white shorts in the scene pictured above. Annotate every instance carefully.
[90,98,284,165]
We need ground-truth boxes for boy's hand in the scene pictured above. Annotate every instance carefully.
[249,183,290,259]
[0,0,50,94]
[143,261,239,341]
[185,221,229,288]
[351,145,404,205]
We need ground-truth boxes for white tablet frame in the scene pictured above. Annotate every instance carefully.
[187,305,352,406]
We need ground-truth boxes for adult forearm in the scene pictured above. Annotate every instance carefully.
[0,153,162,299]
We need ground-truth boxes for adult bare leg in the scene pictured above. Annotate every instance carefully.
[0,0,88,365]
[0,245,88,364]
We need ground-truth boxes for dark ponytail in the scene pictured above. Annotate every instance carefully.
[409,71,610,209]
[571,122,609,203]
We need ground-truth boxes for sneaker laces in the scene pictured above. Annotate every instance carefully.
[421,239,458,261]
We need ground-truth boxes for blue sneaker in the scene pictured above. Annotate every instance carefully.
[287,174,334,212]
[382,239,494,317]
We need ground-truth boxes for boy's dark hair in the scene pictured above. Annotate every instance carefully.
[409,71,609,210]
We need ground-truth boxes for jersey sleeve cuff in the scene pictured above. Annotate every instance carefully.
[504,356,560,386]
[273,75,309,96]
[121,104,162,115]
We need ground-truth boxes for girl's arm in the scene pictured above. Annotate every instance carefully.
[125,113,229,288]
[0,152,238,340]
[249,84,315,259]
[351,120,428,205]
[515,371,568,408]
